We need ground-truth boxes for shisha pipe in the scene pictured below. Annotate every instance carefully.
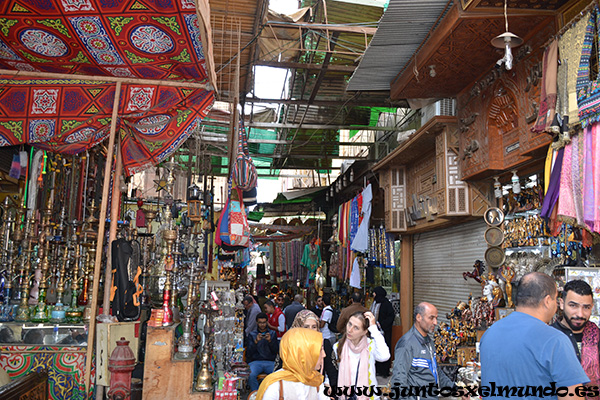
[14,217,35,322]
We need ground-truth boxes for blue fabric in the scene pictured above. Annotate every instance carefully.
[248,360,275,391]
[481,311,589,399]
[349,197,359,243]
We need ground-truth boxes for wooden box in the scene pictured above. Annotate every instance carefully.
[142,325,212,400]
[0,370,47,400]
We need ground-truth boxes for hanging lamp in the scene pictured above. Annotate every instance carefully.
[491,0,523,70]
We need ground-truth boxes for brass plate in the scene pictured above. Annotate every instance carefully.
[484,227,505,246]
[485,246,506,267]
[484,207,504,227]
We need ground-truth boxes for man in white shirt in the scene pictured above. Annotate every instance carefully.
[319,293,336,345]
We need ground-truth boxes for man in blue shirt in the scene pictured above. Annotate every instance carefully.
[246,312,279,391]
[481,272,589,399]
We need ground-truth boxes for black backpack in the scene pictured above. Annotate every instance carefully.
[111,238,142,322]
[329,307,341,333]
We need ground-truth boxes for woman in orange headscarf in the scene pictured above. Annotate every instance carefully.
[256,327,327,400]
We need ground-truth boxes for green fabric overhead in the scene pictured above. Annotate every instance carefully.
[272,193,313,204]
[349,107,397,138]
[248,211,264,221]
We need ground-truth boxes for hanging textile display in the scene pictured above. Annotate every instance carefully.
[0,0,215,175]
[270,240,305,283]
[368,227,396,268]
[576,7,600,128]
[531,40,559,134]
[351,184,373,253]
[558,8,588,126]
[555,124,600,235]
[0,0,211,81]
[300,240,321,282]
[334,184,394,285]
[0,77,214,176]
[232,121,258,191]
[349,257,362,289]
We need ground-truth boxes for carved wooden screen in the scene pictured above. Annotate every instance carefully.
[389,166,407,232]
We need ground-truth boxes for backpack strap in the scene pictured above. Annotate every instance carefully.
[279,380,284,400]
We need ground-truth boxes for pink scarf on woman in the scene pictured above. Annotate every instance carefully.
[338,336,370,400]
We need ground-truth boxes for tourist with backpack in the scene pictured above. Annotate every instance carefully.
[319,294,337,345]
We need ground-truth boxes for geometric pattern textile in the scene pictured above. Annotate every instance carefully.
[0,75,215,176]
[0,0,209,82]
[0,0,215,176]
[0,345,94,400]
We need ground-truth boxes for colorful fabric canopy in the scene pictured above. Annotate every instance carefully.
[0,0,210,81]
[0,0,215,176]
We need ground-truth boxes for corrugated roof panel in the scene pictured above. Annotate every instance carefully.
[347,0,452,91]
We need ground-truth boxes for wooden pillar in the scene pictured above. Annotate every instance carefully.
[400,234,413,336]
[84,81,122,394]
[102,140,123,316]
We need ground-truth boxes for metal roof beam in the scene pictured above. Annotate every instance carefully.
[265,21,377,35]
[245,96,399,107]
[248,122,400,131]
[191,133,374,146]
[254,60,356,72]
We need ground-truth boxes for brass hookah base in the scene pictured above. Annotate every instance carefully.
[194,350,213,392]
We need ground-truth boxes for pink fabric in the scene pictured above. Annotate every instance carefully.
[557,139,576,220]
[584,125,595,230]
[572,132,584,226]
[338,335,370,400]
[595,125,600,232]
[582,321,600,400]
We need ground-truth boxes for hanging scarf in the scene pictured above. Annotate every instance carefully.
[532,40,559,133]
[559,10,588,125]
[557,138,576,221]
[583,124,596,231]
[594,125,600,233]
[338,335,370,400]
[541,146,564,219]
[256,328,324,400]
[582,321,600,399]
[572,132,585,226]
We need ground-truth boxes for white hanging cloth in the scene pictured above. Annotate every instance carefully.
[351,183,372,253]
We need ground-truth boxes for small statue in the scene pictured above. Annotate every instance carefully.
[491,285,506,308]
[314,264,326,297]
[482,276,499,303]
[463,260,485,283]
[501,264,515,308]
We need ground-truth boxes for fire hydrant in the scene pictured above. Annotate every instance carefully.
[108,337,136,400]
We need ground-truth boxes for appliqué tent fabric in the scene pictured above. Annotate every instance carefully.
[0,0,215,176]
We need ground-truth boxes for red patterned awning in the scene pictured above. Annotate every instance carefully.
[0,0,215,175]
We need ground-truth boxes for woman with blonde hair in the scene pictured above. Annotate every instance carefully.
[334,311,390,400]
[256,327,328,400]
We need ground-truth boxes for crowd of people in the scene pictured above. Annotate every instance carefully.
[243,273,598,399]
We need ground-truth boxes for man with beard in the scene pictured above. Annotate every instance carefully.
[481,272,588,399]
[552,280,600,393]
